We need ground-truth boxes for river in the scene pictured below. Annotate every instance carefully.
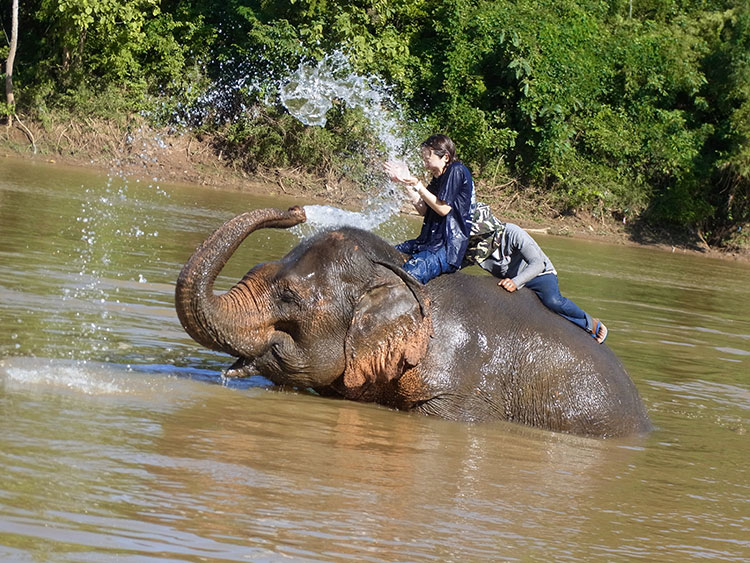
[1,156,748,562]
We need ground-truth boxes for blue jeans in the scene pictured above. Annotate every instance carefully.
[397,244,456,284]
[524,274,592,332]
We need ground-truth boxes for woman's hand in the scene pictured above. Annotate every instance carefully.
[384,161,418,185]
[498,278,517,292]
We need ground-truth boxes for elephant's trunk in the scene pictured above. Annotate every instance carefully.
[175,206,306,356]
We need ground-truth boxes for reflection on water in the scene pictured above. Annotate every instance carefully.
[1,158,749,561]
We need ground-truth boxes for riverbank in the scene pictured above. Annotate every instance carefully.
[2,117,748,262]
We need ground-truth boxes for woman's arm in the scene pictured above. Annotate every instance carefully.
[414,182,452,216]
[407,183,428,216]
[384,161,451,216]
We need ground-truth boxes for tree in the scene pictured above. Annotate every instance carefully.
[4,0,35,151]
[4,0,17,117]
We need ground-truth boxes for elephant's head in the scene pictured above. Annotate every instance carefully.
[175,207,432,401]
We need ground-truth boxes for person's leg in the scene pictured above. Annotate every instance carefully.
[524,274,608,343]
[524,274,592,331]
[402,247,455,284]
[395,239,417,255]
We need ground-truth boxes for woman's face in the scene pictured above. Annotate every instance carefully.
[421,147,450,177]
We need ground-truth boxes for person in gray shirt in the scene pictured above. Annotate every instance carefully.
[465,208,608,343]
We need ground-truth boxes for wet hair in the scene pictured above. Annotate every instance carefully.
[420,134,457,164]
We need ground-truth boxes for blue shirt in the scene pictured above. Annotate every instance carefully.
[404,162,475,268]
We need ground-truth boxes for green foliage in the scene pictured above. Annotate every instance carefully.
[6,0,750,247]
[394,0,748,244]
[13,0,213,113]
[36,0,159,83]
[214,103,381,188]
[696,1,750,244]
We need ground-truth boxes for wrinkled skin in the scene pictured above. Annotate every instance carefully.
[176,207,651,438]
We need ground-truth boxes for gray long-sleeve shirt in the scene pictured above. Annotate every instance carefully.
[478,223,556,288]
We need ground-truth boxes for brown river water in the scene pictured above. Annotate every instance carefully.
[0,157,748,561]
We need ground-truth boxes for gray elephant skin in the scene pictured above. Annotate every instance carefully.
[175,206,651,438]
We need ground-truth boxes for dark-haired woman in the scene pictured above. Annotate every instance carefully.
[384,134,475,284]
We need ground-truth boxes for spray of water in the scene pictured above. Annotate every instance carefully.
[156,49,419,236]
[277,51,416,235]
[280,52,403,152]
[150,50,416,235]
[62,166,165,363]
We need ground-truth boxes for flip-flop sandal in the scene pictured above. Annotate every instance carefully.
[591,319,608,344]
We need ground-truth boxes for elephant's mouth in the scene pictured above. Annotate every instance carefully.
[241,330,333,388]
[222,356,256,379]
[220,331,296,380]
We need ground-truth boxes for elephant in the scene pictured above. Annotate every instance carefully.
[175,206,651,438]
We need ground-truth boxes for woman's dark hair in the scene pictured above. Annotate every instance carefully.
[421,134,457,164]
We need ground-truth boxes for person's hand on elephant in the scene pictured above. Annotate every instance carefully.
[498,278,517,292]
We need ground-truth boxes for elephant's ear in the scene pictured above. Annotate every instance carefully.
[342,264,432,395]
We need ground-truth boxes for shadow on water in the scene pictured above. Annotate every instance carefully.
[622,211,707,251]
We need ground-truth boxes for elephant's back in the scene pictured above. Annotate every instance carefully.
[421,273,651,437]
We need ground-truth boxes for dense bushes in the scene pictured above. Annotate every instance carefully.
[3,0,748,247]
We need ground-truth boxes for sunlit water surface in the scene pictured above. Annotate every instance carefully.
[1,158,748,562]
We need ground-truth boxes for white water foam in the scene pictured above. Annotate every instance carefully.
[1,357,128,395]
[0,357,199,400]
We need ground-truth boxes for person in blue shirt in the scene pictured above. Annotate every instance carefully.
[384,134,475,284]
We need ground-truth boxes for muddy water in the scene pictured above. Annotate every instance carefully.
[1,157,748,562]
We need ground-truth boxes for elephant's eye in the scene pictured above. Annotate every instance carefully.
[278,286,302,305]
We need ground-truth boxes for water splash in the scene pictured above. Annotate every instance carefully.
[279,51,404,155]
[292,204,387,238]
[62,168,167,362]
[1,357,127,395]
[278,52,413,236]
[0,357,203,399]
[156,50,416,237]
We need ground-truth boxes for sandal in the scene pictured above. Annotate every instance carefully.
[591,319,608,344]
